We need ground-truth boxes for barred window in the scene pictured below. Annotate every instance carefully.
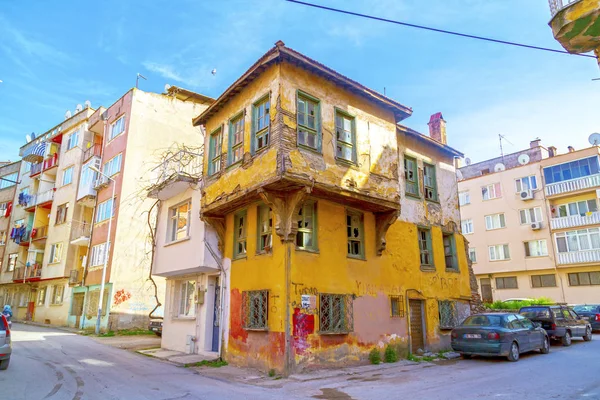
[438,300,459,329]
[319,293,353,334]
[242,290,268,330]
[390,295,404,317]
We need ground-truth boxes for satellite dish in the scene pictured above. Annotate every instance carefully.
[518,154,530,165]
[494,163,506,172]
[465,158,472,166]
[456,170,464,180]
[58,126,62,132]
[588,133,600,146]
[164,84,171,92]
[211,68,217,76]
[31,132,36,140]
[75,104,83,113]
[64,110,72,119]
[25,134,31,142]
[84,100,91,108]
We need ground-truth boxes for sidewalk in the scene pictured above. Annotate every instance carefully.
[137,348,219,365]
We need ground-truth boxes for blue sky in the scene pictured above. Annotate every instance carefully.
[1,0,599,164]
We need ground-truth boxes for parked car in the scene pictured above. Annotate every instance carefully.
[572,304,600,332]
[502,298,533,303]
[0,314,11,370]
[149,319,163,336]
[519,305,592,346]
[451,313,549,362]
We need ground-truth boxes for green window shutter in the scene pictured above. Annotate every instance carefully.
[227,120,233,166]
[250,104,257,155]
[316,102,322,152]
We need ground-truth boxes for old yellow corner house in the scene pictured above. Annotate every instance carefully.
[196,41,473,374]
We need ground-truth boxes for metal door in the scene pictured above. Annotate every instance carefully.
[409,299,425,353]
[211,278,220,352]
[480,278,493,303]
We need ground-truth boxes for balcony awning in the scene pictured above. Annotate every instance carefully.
[22,142,47,162]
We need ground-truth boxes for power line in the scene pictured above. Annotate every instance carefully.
[285,0,598,60]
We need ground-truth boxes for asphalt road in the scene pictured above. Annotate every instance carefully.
[1,323,599,400]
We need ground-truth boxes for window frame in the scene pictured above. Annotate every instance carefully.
[531,274,557,288]
[55,202,69,225]
[108,116,126,141]
[519,207,543,224]
[495,276,518,290]
[334,108,357,164]
[242,290,269,331]
[103,153,122,177]
[390,295,405,317]
[555,199,598,218]
[7,253,17,272]
[458,191,470,206]
[61,166,74,186]
[524,239,548,257]
[95,197,115,223]
[90,242,109,267]
[485,213,506,230]
[208,127,223,176]
[468,247,477,263]
[418,227,434,270]
[555,228,600,253]
[66,129,79,151]
[461,219,473,234]
[443,232,458,271]
[177,280,197,318]
[251,94,271,153]
[50,285,65,305]
[0,172,18,189]
[296,90,321,152]
[167,200,191,243]
[319,293,353,334]
[423,162,438,201]
[489,244,510,261]
[233,210,247,259]
[346,210,365,259]
[568,271,600,286]
[228,111,245,166]
[0,230,6,246]
[514,175,537,193]
[37,286,47,306]
[482,183,502,201]
[438,300,459,330]
[543,156,600,185]
[296,201,317,252]
[256,204,273,254]
[404,155,419,198]
[49,242,63,264]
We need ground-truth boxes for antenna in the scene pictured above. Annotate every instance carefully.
[498,134,513,160]
[136,73,147,89]
[588,133,600,146]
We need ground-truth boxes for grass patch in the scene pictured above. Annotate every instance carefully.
[185,359,228,368]
[99,331,116,337]
[407,354,420,362]
[485,297,554,311]
[384,345,398,363]
[115,329,156,336]
[421,356,436,362]
[369,348,382,365]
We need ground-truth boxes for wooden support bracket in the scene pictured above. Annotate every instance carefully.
[202,215,226,253]
[258,187,312,243]
[374,209,400,256]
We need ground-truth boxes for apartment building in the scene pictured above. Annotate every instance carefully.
[75,87,213,331]
[0,161,21,300]
[459,141,600,304]
[190,41,472,374]
[0,108,95,325]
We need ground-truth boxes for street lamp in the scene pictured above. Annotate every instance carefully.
[89,165,115,335]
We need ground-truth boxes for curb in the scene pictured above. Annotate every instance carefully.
[13,320,85,335]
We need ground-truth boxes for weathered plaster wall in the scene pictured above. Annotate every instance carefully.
[550,0,600,53]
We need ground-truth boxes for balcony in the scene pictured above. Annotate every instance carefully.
[83,144,102,163]
[549,0,600,55]
[68,269,81,286]
[11,228,31,246]
[31,225,49,242]
[19,193,36,211]
[42,153,59,172]
[93,174,110,190]
[551,211,600,230]
[544,174,600,197]
[557,249,600,265]
[70,222,92,246]
[12,264,42,282]
[35,188,55,208]
[148,149,203,200]
[30,162,43,177]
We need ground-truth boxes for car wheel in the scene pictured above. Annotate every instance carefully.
[583,327,592,342]
[0,358,10,371]
[561,331,572,347]
[460,353,471,359]
[540,337,550,354]
[507,342,519,362]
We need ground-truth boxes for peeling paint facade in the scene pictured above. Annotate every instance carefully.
[197,42,472,374]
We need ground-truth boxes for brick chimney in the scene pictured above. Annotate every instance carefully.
[548,146,557,157]
[428,112,447,145]
[530,139,541,148]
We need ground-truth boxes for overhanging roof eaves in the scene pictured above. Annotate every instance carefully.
[398,124,464,157]
[193,42,412,126]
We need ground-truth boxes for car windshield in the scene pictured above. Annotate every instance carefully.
[462,315,505,327]
[573,305,596,313]
[520,307,550,319]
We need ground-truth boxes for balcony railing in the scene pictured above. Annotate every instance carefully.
[549,0,581,16]
[70,221,92,246]
[557,249,600,265]
[11,228,31,245]
[43,153,59,171]
[35,188,55,206]
[30,163,43,176]
[32,225,49,241]
[544,173,600,196]
[151,149,203,185]
[551,211,600,230]
[12,263,42,281]
[83,144,102,163]
[94,174,110,190]
[68,269,81,286]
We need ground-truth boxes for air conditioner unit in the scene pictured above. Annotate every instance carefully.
[520,190,534,200]
[531,222,542,230]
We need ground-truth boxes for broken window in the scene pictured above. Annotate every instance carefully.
[423,163,437,201]
[346,211,364,258]
[233,210,247,259]
[257,205,273,253]
[296,201,317,251]
[404,155,419,197]
[443,233,458,270]
[418,228,433,269]
[297,91,320,151]
[228,113,244,165]
[335,110,355,163]
[252,95,270,152]
[208,128,222,175]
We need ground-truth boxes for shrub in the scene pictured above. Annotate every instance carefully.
[368,348,381,364]
[384,345,398,363]
[485,297,554,311]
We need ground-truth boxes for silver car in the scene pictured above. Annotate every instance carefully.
[0,315,11,370]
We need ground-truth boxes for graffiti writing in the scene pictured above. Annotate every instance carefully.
[113,289,131,306]
[355,280,401,297]
[291,282,318,295]
[429,275,457,290]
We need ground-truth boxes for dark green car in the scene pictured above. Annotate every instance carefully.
[451,313,550,362]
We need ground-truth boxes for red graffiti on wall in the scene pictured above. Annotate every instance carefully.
[230,289,248,342]
[113,289,131,306]
[292,308,314,355]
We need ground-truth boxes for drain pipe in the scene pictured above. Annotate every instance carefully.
[405,288,423,356]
